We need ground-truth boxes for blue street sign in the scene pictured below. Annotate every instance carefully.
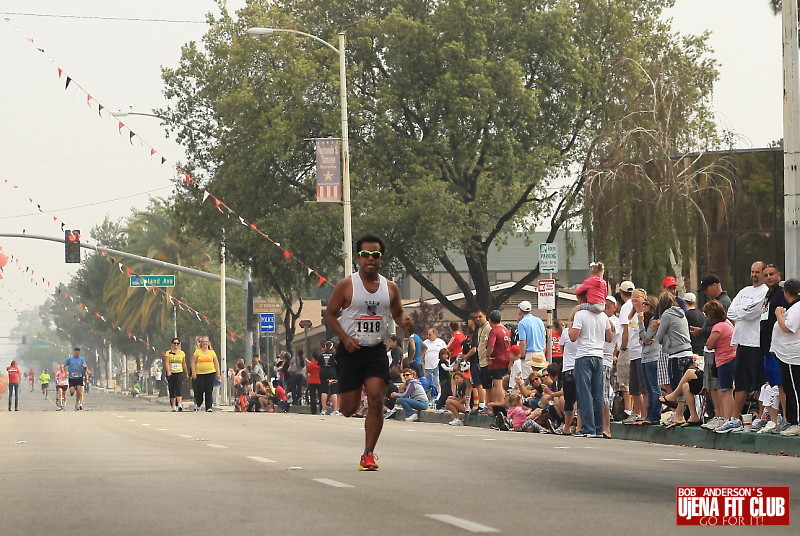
[259,313,276,333]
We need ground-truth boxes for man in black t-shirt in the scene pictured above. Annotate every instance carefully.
[683,293,706,355]
[318,341,339,415]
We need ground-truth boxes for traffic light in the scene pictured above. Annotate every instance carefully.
[65,230,81,263]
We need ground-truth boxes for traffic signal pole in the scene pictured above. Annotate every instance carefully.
[0,233,250,401]
[0,233,245,287]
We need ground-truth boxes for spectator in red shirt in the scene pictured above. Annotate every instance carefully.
[486,310,511,410]
[307,355,322,414]
[447,321,466,358]
[271,380,288,412]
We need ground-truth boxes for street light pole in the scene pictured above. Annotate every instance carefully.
[247,27,353,277]
[338,31,353,278]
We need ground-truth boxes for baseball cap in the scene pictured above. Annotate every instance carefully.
[683,292,697,303]
[518,300,532,312]
[605,295,617,305]
[698,274,721,291]
[509,345,521,356]
[662,276,678,288]
[618,281,635,293]
[780,279,800,295]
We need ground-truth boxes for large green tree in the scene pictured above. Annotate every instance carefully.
[162,0,717,318]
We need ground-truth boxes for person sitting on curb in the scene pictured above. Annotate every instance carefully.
[390,368,429,422]
[445,371,469,426]
[514,370,544,410]
[507,392,547,433]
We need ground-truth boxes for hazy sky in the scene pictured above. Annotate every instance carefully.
[0,0,787,349]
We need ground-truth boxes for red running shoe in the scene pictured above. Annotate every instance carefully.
[359,452,379,471]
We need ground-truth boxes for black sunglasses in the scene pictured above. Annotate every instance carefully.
[357,250,383,259]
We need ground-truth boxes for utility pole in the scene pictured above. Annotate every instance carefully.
[219,231,228,406]
[783,0,800,275]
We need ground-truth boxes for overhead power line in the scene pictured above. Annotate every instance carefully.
[0,12,206,24]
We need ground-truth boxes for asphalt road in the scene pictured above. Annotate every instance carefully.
[2,386,799,535]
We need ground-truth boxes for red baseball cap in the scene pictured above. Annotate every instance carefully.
[509,345,521,355]
[662,276,678,287]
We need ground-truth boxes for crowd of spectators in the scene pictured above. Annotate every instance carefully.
[211,260,800,441]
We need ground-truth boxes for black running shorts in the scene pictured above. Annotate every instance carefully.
[335,343,389,393]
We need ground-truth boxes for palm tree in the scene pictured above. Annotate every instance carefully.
[102,198,215,333]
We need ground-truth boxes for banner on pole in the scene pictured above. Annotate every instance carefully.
[315,138,342,203]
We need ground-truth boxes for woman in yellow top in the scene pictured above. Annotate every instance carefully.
[164,338,189,412]
[192,336,220,412]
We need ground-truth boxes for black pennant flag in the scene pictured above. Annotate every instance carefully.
[65,76,71,90]
[129,131,135,145]
[98,104,104,116]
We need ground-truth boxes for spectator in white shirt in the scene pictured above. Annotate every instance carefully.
[717,261,768,434]
[422,328,447,394]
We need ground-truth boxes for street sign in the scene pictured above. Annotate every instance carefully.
[539,243,558,272]
[253,297,282,314]
[129,275,175,287]
[259,313,276,333]
[299,319,313,329]
[537,279,556,310]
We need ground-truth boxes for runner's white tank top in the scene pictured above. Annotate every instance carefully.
[339,272,390,347]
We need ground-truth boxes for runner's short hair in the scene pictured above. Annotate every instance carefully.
[356,234,385,253]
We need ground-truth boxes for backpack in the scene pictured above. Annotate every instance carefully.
[611,391,626,421]
[494,412,512,431]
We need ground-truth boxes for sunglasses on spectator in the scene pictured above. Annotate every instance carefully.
[357,250,383,259]
[542,373,549,377]
[172,341,180,344]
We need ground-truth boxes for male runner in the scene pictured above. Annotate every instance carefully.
[325,234,414,471]
[39,369,51,400]
[65,347,88,410]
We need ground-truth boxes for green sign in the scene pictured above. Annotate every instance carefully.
[130,275,175,287]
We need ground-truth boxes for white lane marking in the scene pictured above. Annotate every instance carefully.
[554,446,570,449]
[178,434,192,438]
[721,465,774,469]
[116,416,124,418]
[157,428,167,431]
[141,423,151,426]
[661,458,717,462]
[248,456,276,463]
[313,478,354,488]
[207,443,227,449]
[483,438,495,441]
[127,419,135,422]
[425,514,500,533]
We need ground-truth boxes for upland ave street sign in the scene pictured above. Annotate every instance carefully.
[539,243,558,273]
[130,275,175,287]
[299,320,313,329]
[538,279,556,310]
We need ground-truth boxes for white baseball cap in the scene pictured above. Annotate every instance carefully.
[518,300,532,312]
[605,295,617,305]
[683,292,697,303]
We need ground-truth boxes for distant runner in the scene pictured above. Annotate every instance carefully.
[55,365,68,410]
[39,369,51,400]
[65,347,88,411]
